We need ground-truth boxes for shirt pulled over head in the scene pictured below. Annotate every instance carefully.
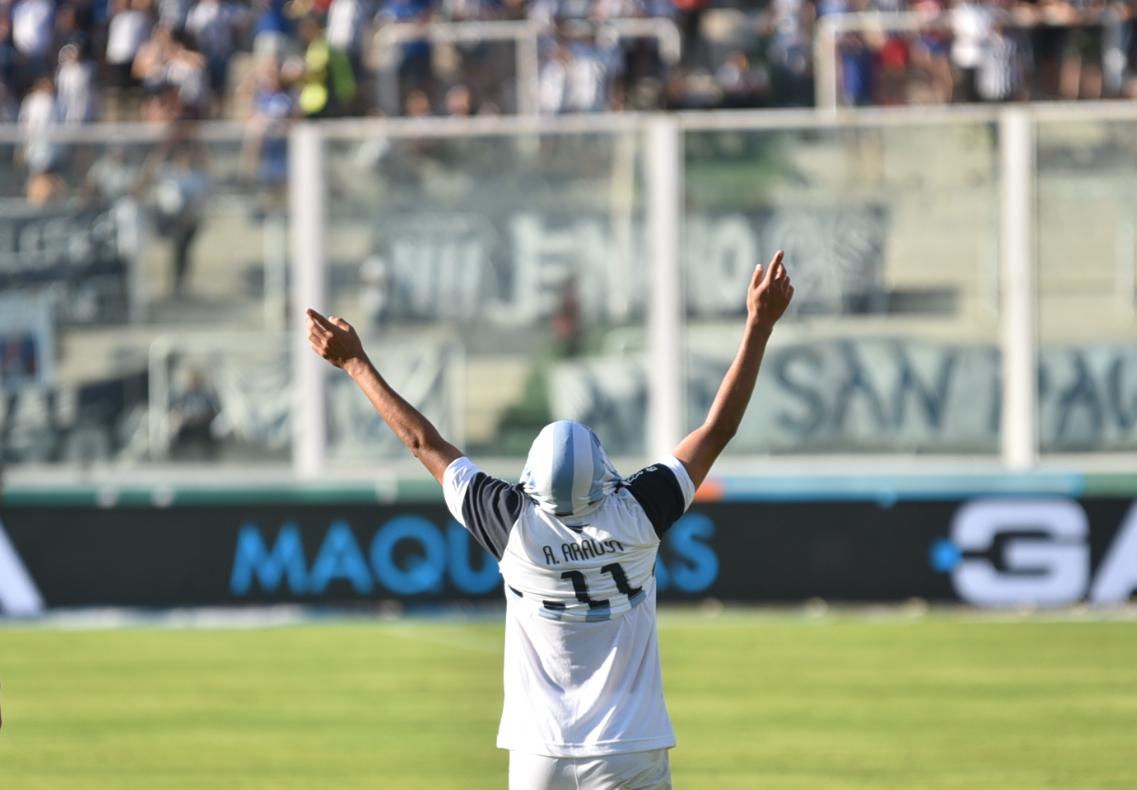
[519,419,621,519]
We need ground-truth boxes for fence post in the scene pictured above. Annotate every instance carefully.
[646,116,684,461]
[517,20,540,116]
[999,108,1037,469]
[289,123,328,478]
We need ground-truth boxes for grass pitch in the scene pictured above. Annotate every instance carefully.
[1,610,1135,789]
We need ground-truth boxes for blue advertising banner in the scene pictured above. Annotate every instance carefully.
[1,496,1135,613]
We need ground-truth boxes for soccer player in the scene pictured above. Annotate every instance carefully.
[306,250,794,789]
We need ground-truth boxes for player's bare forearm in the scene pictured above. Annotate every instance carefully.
[675,250,794,489]
[344,357,462,479]
[674,320,770,488]
[306,309,462,483]
[702,319,772,441]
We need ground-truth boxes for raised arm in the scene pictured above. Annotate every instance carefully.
[674,250,794,490]
[306,309,463,483]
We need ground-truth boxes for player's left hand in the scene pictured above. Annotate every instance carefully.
[747,249,794,333]
[306,309,368,374]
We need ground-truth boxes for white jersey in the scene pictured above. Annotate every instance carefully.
[443,454,695,757]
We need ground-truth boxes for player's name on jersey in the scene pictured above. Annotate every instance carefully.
[541,538,625,566]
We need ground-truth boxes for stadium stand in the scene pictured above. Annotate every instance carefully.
[0,0,1135,472]
[1,0,1137,127]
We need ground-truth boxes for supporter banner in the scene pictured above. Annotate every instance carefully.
[355,207,886,324]
[552,339,1137,453]
[0,203,135,324]
[1,496,1134,613]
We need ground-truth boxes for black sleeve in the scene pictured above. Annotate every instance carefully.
[626,464,687,538]
[461,473,525,559]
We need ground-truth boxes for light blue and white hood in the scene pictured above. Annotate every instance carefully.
[520,420,622,519]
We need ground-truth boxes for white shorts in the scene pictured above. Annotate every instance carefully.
[508,749,671,790]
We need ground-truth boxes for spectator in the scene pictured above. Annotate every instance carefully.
[539,37,611,113]
[977,19,1023,100]
[241,61,293,191]
[0,335,39,381]
[766,0,815,106]
[104,0,152,119]
[552,276,582,357]
[952,0,996,101]
[379,0,435,108]
[139,139,209,295]
[403,85,431,115]
[296,13,356,117]
[326,0,371,101]
[134,24,208,119]
[839,33,876,105]
[591,0,646,19]
[876,34,911,104]
[911,0,953,103]
[716,50,770,108]
[1059,1,1104,99]
[662,66,701,109]
[186,0,245,115]
[359,246,392,327]
[157,0,190,34]
[444,81,473,115]
[55,41,97,122]
[18,75,60,169]
[170,369,221,459]
[295,15,327,117]
[166,30,208,117]
[18,74,57,129]
[83,143,138,203]
[0,84,15,123]
[12,0,55,92]
[252,0,294,63]
[445,0,516,20]
[538,41,572,113]
[0,17,19,112]
[675,0,709,67]
[52,3,89,61]
[572,35,620,111]
[18,76,67,204]
[1121,1,1137,98]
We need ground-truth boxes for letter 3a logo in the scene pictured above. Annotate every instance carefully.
[934,499,1088,607]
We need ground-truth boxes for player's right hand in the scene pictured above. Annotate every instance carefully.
[747,249,794,333]
[306,309,368,375]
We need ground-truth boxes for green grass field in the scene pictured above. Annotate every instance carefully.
[1,610,1135,789]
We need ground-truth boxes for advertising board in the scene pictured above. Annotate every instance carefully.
[2,495,1134,614]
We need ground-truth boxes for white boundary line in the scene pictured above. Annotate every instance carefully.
[4,603,1135,630]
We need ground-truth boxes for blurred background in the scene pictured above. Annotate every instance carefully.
[0,0,1134,614]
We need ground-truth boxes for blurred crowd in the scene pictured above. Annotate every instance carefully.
[833,0,1137,105]
[2,0,1137,132]
[0,0,710,126]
